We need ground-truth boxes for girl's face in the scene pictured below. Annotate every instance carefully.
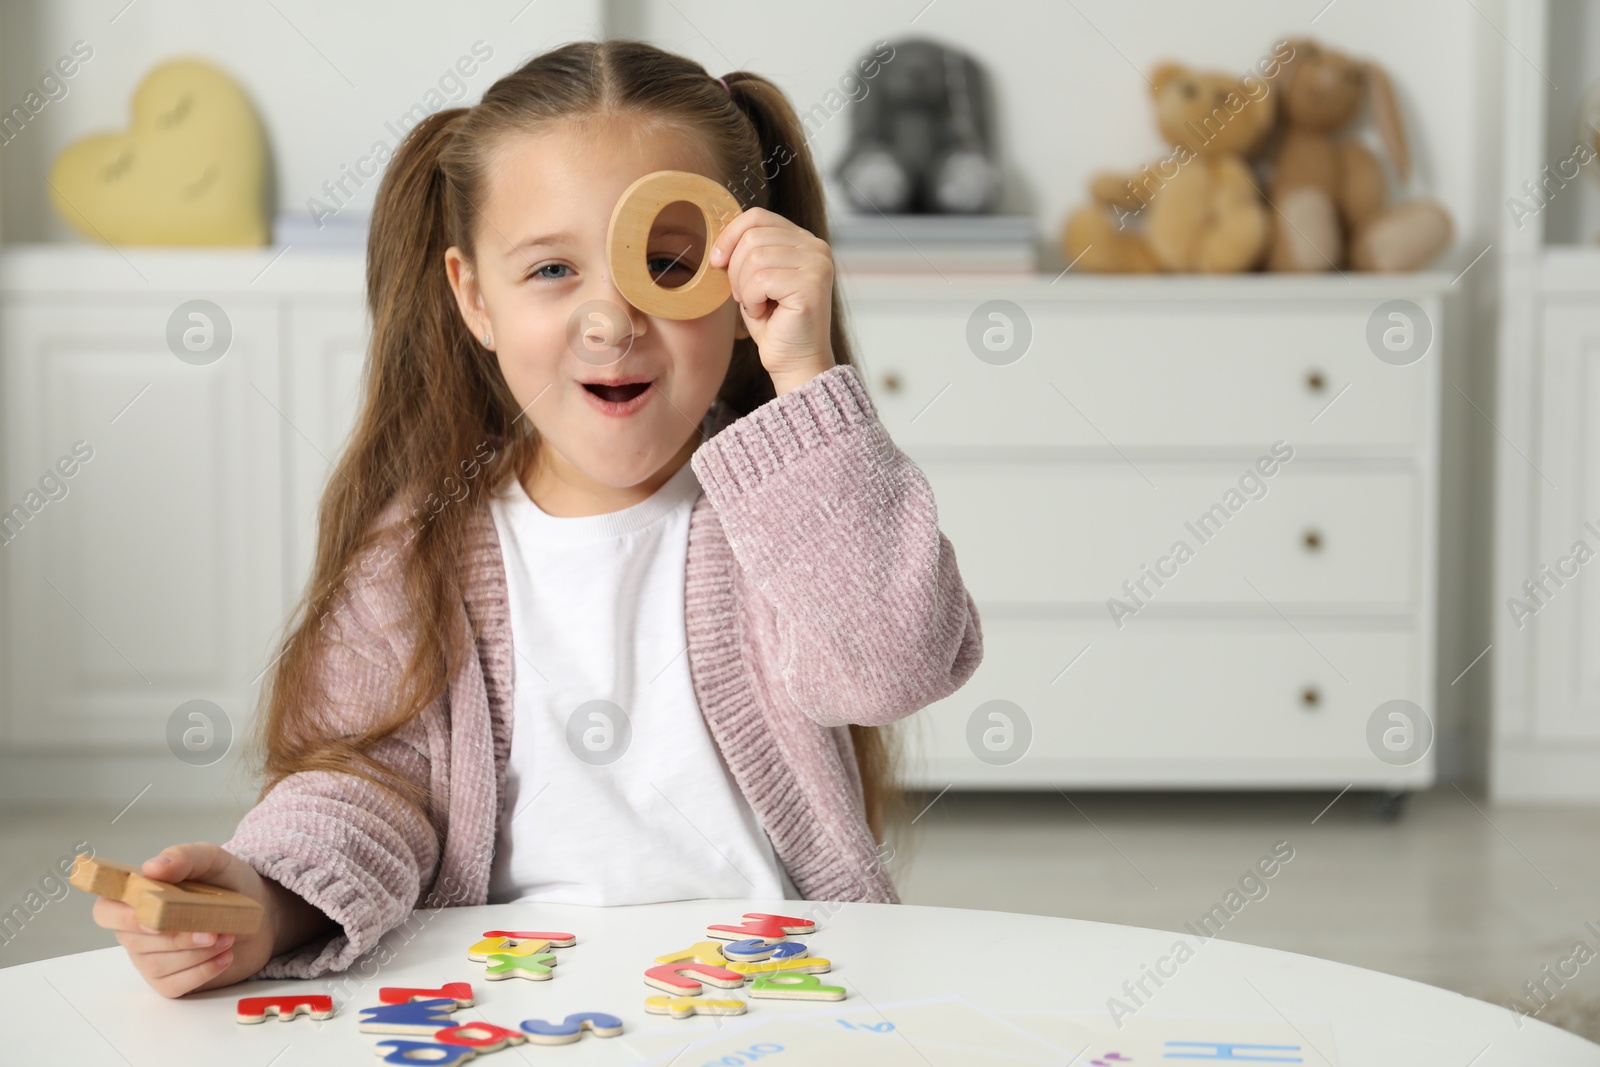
[445,114,746,512]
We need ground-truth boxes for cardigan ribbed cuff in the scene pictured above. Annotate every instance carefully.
[692,363,878,504]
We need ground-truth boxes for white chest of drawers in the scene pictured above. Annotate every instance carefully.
[838,272,1450,792]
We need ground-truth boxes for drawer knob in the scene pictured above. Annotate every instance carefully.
[1306,370,1327,393]
[1301,685,1322,709]
[880,372,902,394]
[1302,528,1323,552]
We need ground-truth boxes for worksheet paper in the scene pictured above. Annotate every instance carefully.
[630,994,1340,1066]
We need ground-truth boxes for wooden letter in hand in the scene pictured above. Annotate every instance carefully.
[606,170,741,320]
[68,853,263,934]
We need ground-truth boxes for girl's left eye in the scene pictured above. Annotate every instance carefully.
[529,263,572,282]
[649,252,698,279]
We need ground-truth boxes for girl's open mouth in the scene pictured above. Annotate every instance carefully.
[581,380,654,417]
[584,382,649,403]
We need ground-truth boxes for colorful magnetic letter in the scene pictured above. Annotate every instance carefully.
[643,995,747,1019]
[727,955,832,977]
[358,998,458,1034]
[484,951,557,981]
[707,912,817,940]
[654,940,728,966]
[721,937,809,962]
[482,928,576,947]
[434,1022,525,1051]
[644,961,746,994]
[374,1039,477,1065]
[748,973,847,1001]
[720,937,778,962]
[518,1012,625,1045]
[236,994,334,1023]
[467,935,549,961]
[379,982,475,1008]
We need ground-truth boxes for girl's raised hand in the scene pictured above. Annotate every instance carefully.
[708,207,836,394]
[91,842,279,998]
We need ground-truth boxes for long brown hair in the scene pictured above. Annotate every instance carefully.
[249,40,903,854]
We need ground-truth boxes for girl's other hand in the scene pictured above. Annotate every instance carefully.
[90,842,280,998]
[708,206,837,393]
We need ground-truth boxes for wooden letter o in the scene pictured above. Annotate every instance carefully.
[606,170,741,320]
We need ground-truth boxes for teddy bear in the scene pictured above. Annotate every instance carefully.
[1061,61,1276,273]
[1261,39,1451,271]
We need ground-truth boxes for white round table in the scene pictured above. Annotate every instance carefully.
[7,899,1593,1064]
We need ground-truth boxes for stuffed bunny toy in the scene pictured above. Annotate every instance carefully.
[1264,38,1451,271]
[834,38,1003,214]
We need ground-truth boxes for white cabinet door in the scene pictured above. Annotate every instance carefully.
[1524,299,1600,743]
[282,302,369,603]
[0,298,282,748]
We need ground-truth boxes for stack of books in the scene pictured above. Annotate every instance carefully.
[827,212,1037,275]
[272,211,372,249]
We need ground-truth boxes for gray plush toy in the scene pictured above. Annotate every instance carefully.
[834,38,1002,214]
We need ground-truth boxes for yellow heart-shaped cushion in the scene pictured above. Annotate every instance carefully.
[49,58,268,246]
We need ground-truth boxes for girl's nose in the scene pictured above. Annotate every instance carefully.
[578,305,638,350]
[572,285,647,363]
[597,274,650,339]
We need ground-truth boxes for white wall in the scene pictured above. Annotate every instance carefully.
[0,0,604,241]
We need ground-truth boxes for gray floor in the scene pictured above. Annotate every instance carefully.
[4,788,1597,1043]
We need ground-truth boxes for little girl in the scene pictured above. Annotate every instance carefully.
[92,39,982,997]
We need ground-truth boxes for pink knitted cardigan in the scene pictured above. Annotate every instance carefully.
[224,362,984,979]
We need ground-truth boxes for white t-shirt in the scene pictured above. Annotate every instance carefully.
[485,457,797,905]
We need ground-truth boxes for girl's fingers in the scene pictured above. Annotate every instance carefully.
[137,943,235,983]
[147,949,235,998]
[116,929,234,955]
[93,897,217,944]
[142,841,237,889]
[738,266,815,315]
[729,244,821,306]
[91,896,150,933]
[714,209,816,275]
[727,242,805,292]
[709,207,781,266]
[725,229,806,282]
[97,896,238,958]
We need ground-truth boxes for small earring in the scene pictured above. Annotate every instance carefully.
[482,328,492,347]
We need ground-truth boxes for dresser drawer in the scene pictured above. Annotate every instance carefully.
[850,303,1432,451]
[927,461,1420,612]
[901,617,1429,788]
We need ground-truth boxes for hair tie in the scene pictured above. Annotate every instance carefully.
[714,75,730,95]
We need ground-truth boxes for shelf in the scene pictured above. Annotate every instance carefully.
[0,245,367,296]
[837,270,1459,303]
[0,244,1459,302]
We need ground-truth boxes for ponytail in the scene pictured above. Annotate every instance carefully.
[715,73,859,430]
[253,105,527,821]
[721,73,900,852]
[367,107,473,418]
